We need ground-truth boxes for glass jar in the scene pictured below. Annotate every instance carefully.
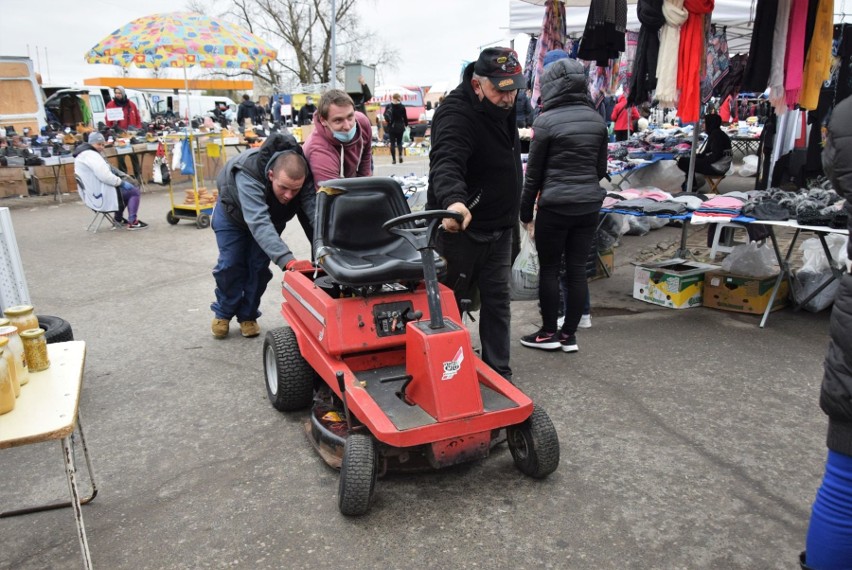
[0,325,27,388]
[0,347,13,414]
[0,336,19,398]
[20,328,49,373]
[4,305,38,336]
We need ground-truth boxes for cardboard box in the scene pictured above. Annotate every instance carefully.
[702,271,789,314]
[0,167,25,183]
[633,259,719,309]
[590,249,614,281]
[0,179,27,197]
[372,145,390,156]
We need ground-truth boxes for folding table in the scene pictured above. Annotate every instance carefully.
[0,341,97,570]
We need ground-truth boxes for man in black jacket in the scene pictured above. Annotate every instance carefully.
[803,95,852,569]
[427,47,524,382]
[211,133,315,339]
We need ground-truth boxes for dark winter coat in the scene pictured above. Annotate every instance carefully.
[427,62,523,232]
[237,99,260,127]
[819,95,852,456]
[520,58,608,223]
[383,102,408,135]
[217,133,314,238]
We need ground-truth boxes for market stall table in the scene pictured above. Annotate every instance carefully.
[0,341,97,570]
[608,153,675,191]
[730,134,761,157]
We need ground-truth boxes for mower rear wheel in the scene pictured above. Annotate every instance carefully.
[338,433,378,516]
[507,405,560,478]
[263,327,314,411]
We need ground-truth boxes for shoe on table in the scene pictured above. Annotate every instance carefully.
[560,332,579,353]
[127,219,149,230]
[212,317,230,339]
[520,329,561,350]
[240,320,260,338]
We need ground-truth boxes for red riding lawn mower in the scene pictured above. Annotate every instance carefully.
[263,177,560,516]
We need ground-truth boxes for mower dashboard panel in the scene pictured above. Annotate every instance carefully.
[373,301,414,337]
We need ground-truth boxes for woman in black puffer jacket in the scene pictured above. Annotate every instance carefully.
[803,94,852,570]
[518,58,608,353]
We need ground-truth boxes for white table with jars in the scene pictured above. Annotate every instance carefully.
[0,341,96,570]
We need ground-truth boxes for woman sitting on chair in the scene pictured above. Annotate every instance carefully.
[73,132,148,230]
[677,113,732,192]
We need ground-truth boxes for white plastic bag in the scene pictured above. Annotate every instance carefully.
[171,142,182,172]
[510,230,539,301]
[800,237,832,273]
[794,236,847,312]
[152,158,163,184]
[739,154,759,177]
[721,242,777,277]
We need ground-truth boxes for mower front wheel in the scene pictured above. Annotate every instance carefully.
[338,433,378,516]
[263,327,314,411]
[507,405,560,479]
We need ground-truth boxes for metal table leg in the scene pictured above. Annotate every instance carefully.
[760,227,799,328]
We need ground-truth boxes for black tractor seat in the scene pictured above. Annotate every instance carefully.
[313,177,445,288]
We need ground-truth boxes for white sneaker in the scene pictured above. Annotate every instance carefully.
[557,314,592,329]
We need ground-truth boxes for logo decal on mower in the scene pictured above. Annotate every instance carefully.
[441,347,464,380]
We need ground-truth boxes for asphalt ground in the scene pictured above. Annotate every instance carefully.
[0,152,831,569]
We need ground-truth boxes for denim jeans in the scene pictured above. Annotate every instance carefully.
[118,181,140,222]
[436,227,513,380]
[534,209,599,334]
[210,206,273,322]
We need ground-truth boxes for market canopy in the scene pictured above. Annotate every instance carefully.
[508,0,757,51]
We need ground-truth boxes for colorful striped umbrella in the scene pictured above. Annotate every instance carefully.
[85,12,277,70]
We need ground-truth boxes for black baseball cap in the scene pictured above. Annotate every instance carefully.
[474,47,525,91]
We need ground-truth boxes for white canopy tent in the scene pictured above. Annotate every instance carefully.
[507,0,758,52]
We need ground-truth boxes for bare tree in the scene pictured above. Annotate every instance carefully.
[186,0,398,90]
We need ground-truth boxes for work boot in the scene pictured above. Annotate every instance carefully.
[211,317,230,339]
[239,320,260,338]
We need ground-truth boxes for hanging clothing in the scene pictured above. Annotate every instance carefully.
[524,36,538,90]
[577,0,628,66]
[768,0,793,115]
[741,0,779,93]
[716,53,748,103]
[676,0,714,124]
[627,0,665,106]
[784,0,809,107]
[656,0,688,109]
[701,25,730,103]
[616,31,639,92]
[531,0,567,119]
[799,0,834,110]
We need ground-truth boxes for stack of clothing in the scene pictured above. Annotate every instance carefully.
[690,192,749,224]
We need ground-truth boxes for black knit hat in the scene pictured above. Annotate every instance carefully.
[474,47,525,91]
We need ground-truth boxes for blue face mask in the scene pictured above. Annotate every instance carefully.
[332,123,358,143]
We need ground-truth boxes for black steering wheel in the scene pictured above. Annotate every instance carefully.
[381,210,463,251]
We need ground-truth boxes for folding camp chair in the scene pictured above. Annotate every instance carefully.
[76,176,125,233]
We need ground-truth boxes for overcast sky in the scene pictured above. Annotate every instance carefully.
[0,0,531,91]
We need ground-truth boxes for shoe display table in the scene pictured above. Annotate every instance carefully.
[0,341,97,570]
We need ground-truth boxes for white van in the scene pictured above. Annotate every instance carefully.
[0,56,47,133]
[147,93,236,120]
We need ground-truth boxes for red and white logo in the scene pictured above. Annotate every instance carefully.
[441,347,464,380]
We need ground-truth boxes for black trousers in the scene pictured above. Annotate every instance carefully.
[436,227,513,380]
[389,131,404,161]
[534,209,598,334]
